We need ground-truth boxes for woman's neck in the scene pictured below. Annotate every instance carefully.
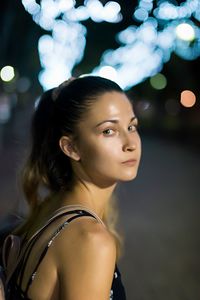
[59,180,117,219]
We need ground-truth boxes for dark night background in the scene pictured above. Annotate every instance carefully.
[0,0,200,299]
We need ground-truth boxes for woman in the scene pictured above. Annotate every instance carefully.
[9,76,141,299]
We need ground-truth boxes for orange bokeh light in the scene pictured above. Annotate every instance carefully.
[180,90,196,108]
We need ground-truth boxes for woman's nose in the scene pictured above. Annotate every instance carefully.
[122,132,137,152]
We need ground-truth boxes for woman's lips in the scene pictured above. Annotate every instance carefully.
[121,159,137,166]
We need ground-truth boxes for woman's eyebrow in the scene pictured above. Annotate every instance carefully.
[95,116,137,127]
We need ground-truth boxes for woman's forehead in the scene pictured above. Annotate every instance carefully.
[88,91,134,118]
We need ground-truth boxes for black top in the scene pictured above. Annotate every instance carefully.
[8,209,126,300]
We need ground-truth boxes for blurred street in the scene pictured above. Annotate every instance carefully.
[117,135,200,299]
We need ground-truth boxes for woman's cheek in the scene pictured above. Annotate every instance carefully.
[104,137,122,153]
[99,139,122,161]
[81,135,121,161]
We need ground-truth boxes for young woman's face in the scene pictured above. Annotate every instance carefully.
[74,91,142,186]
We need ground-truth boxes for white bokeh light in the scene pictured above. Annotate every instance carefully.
[175,23,195,41]
[96,66,118,82]
[0,66,15,82]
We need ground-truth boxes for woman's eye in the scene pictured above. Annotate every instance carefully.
[128,124,138,131]
[102,128,114,136]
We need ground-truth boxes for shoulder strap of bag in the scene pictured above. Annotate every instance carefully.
[4,204,105,285]
[50,204,105,227]
[21,204,105,248]
[22,211,97,295]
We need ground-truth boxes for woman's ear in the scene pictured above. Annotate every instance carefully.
[59,136,80,161]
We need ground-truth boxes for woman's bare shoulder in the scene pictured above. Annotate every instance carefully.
[52,216,117,299]
[53,215,116,257]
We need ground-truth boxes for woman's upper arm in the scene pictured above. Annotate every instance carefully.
[55,221,117,300]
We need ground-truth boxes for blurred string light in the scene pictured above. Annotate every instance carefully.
[98,66,118,81]
[20,0,200,90]
[93,0,200,89]
[175,23,195,41]
[153,0,200,21]
[0,66,15,82]
[38,23,87,89]
[21,0,122,89]
[180,90,196,107]
[133,0,153,22]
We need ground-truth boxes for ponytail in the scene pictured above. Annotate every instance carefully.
[21,89,72,210]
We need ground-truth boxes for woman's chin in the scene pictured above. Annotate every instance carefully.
[119,171,138,182]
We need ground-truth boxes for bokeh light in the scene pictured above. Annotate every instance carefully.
[150,73,167,90]
[134,8,148,22]
[180,90,196,108]
[16,77,31,93]
[175,23,195,41]
[97,66,118,82]
[0,66,15,82]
